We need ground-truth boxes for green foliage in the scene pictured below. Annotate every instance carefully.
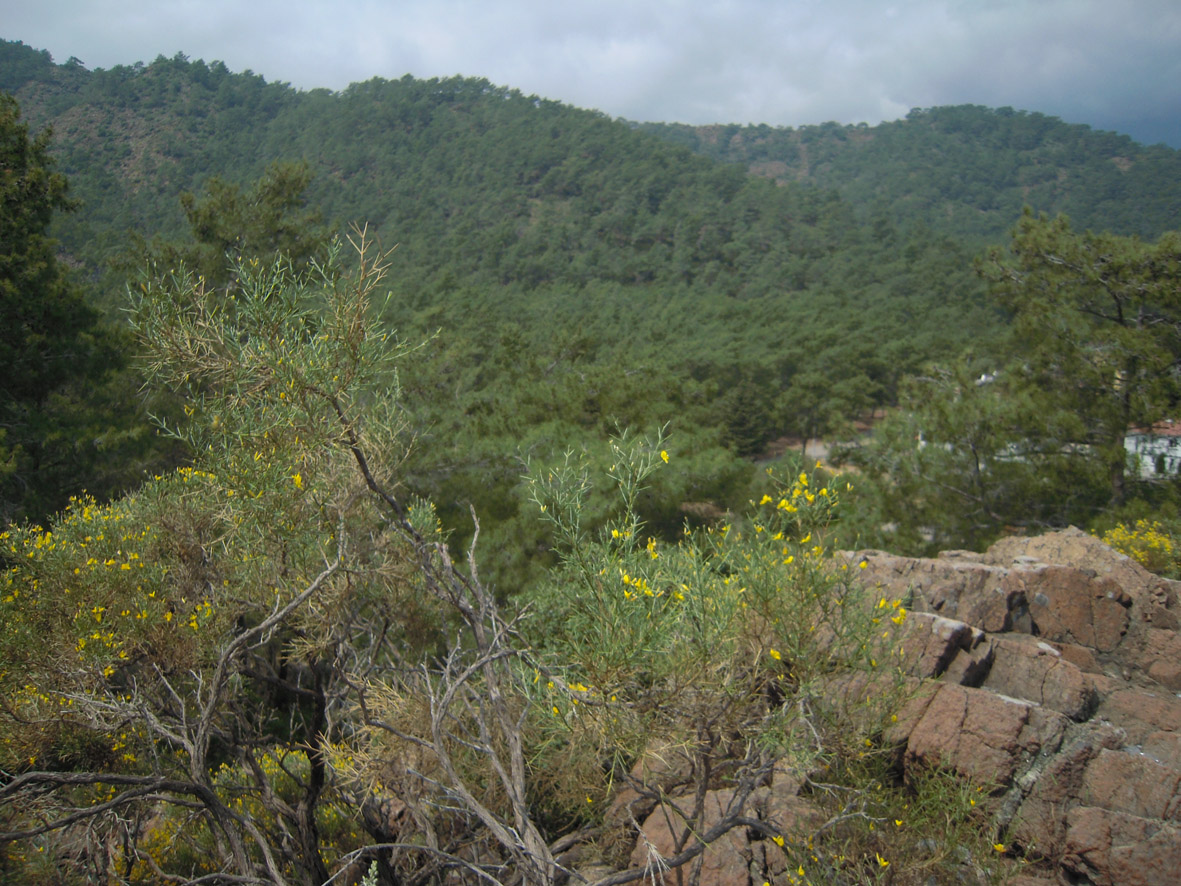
[720,374,775,456]
[0,40,1162,884]
[2,44,1028,552]
[844,364,1107,553]
[0,89,89,401]
[0,42,56,93]
[643,105,1181,244]
[981,212,1181,508]
[523,436,868,817]
[514,438,1010,883]
[1,43,998,382]
[122,159,331,290]
[0,91,144,523]
[844,215,1181,554]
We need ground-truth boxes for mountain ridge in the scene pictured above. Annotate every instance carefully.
[5,38,1178,257]
[639,106,1181,242]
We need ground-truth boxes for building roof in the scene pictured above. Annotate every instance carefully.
[1128,419,1181,438]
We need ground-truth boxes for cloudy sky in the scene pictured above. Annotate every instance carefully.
[5,0,1180,147]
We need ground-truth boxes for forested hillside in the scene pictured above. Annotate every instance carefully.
[641,106,1181,243]
[0,41,985,558]
[2,41,990,346]
[2,39,1180,565]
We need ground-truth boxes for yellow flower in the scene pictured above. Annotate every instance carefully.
[768,648,782,661]
[292,472,303,490]
[993,843,1005,853]
[876,853,889,868]
[772,835,784,847]
[660,450,669,464]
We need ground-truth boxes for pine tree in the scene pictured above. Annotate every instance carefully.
[0,92,118,521]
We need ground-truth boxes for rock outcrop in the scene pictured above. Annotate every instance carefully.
[855,528,1181,886]
[615,528,1181,885]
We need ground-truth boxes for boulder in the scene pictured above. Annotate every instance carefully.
[1062,806,1181,886]
[980,635,1098,721]
[1017,565,1131,652]
[899,611,989,679]
[1007,723,1124,858]
[606,738,695,829]
[628,789,752,886]
[1135,627,1181,690]
[1095,687,1181,744]
[904,683,1068,786]
[1079,748,1181,821]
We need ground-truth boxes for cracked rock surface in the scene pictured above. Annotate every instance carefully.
[853,528,1181,886]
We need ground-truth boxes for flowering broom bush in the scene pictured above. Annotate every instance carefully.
[1101,518,1181,578]
[0,232,444,884]
[504,436,1010,885]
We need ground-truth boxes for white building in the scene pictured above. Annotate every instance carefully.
[1126,420,1181,479]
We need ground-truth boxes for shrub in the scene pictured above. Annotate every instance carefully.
[1102,518,1181,578]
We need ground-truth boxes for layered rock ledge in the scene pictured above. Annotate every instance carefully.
[854,528,1181,886]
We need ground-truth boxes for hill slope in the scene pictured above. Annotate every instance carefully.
[640,107,1181,244]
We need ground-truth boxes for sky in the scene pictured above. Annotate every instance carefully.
[4,0,1180,148]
